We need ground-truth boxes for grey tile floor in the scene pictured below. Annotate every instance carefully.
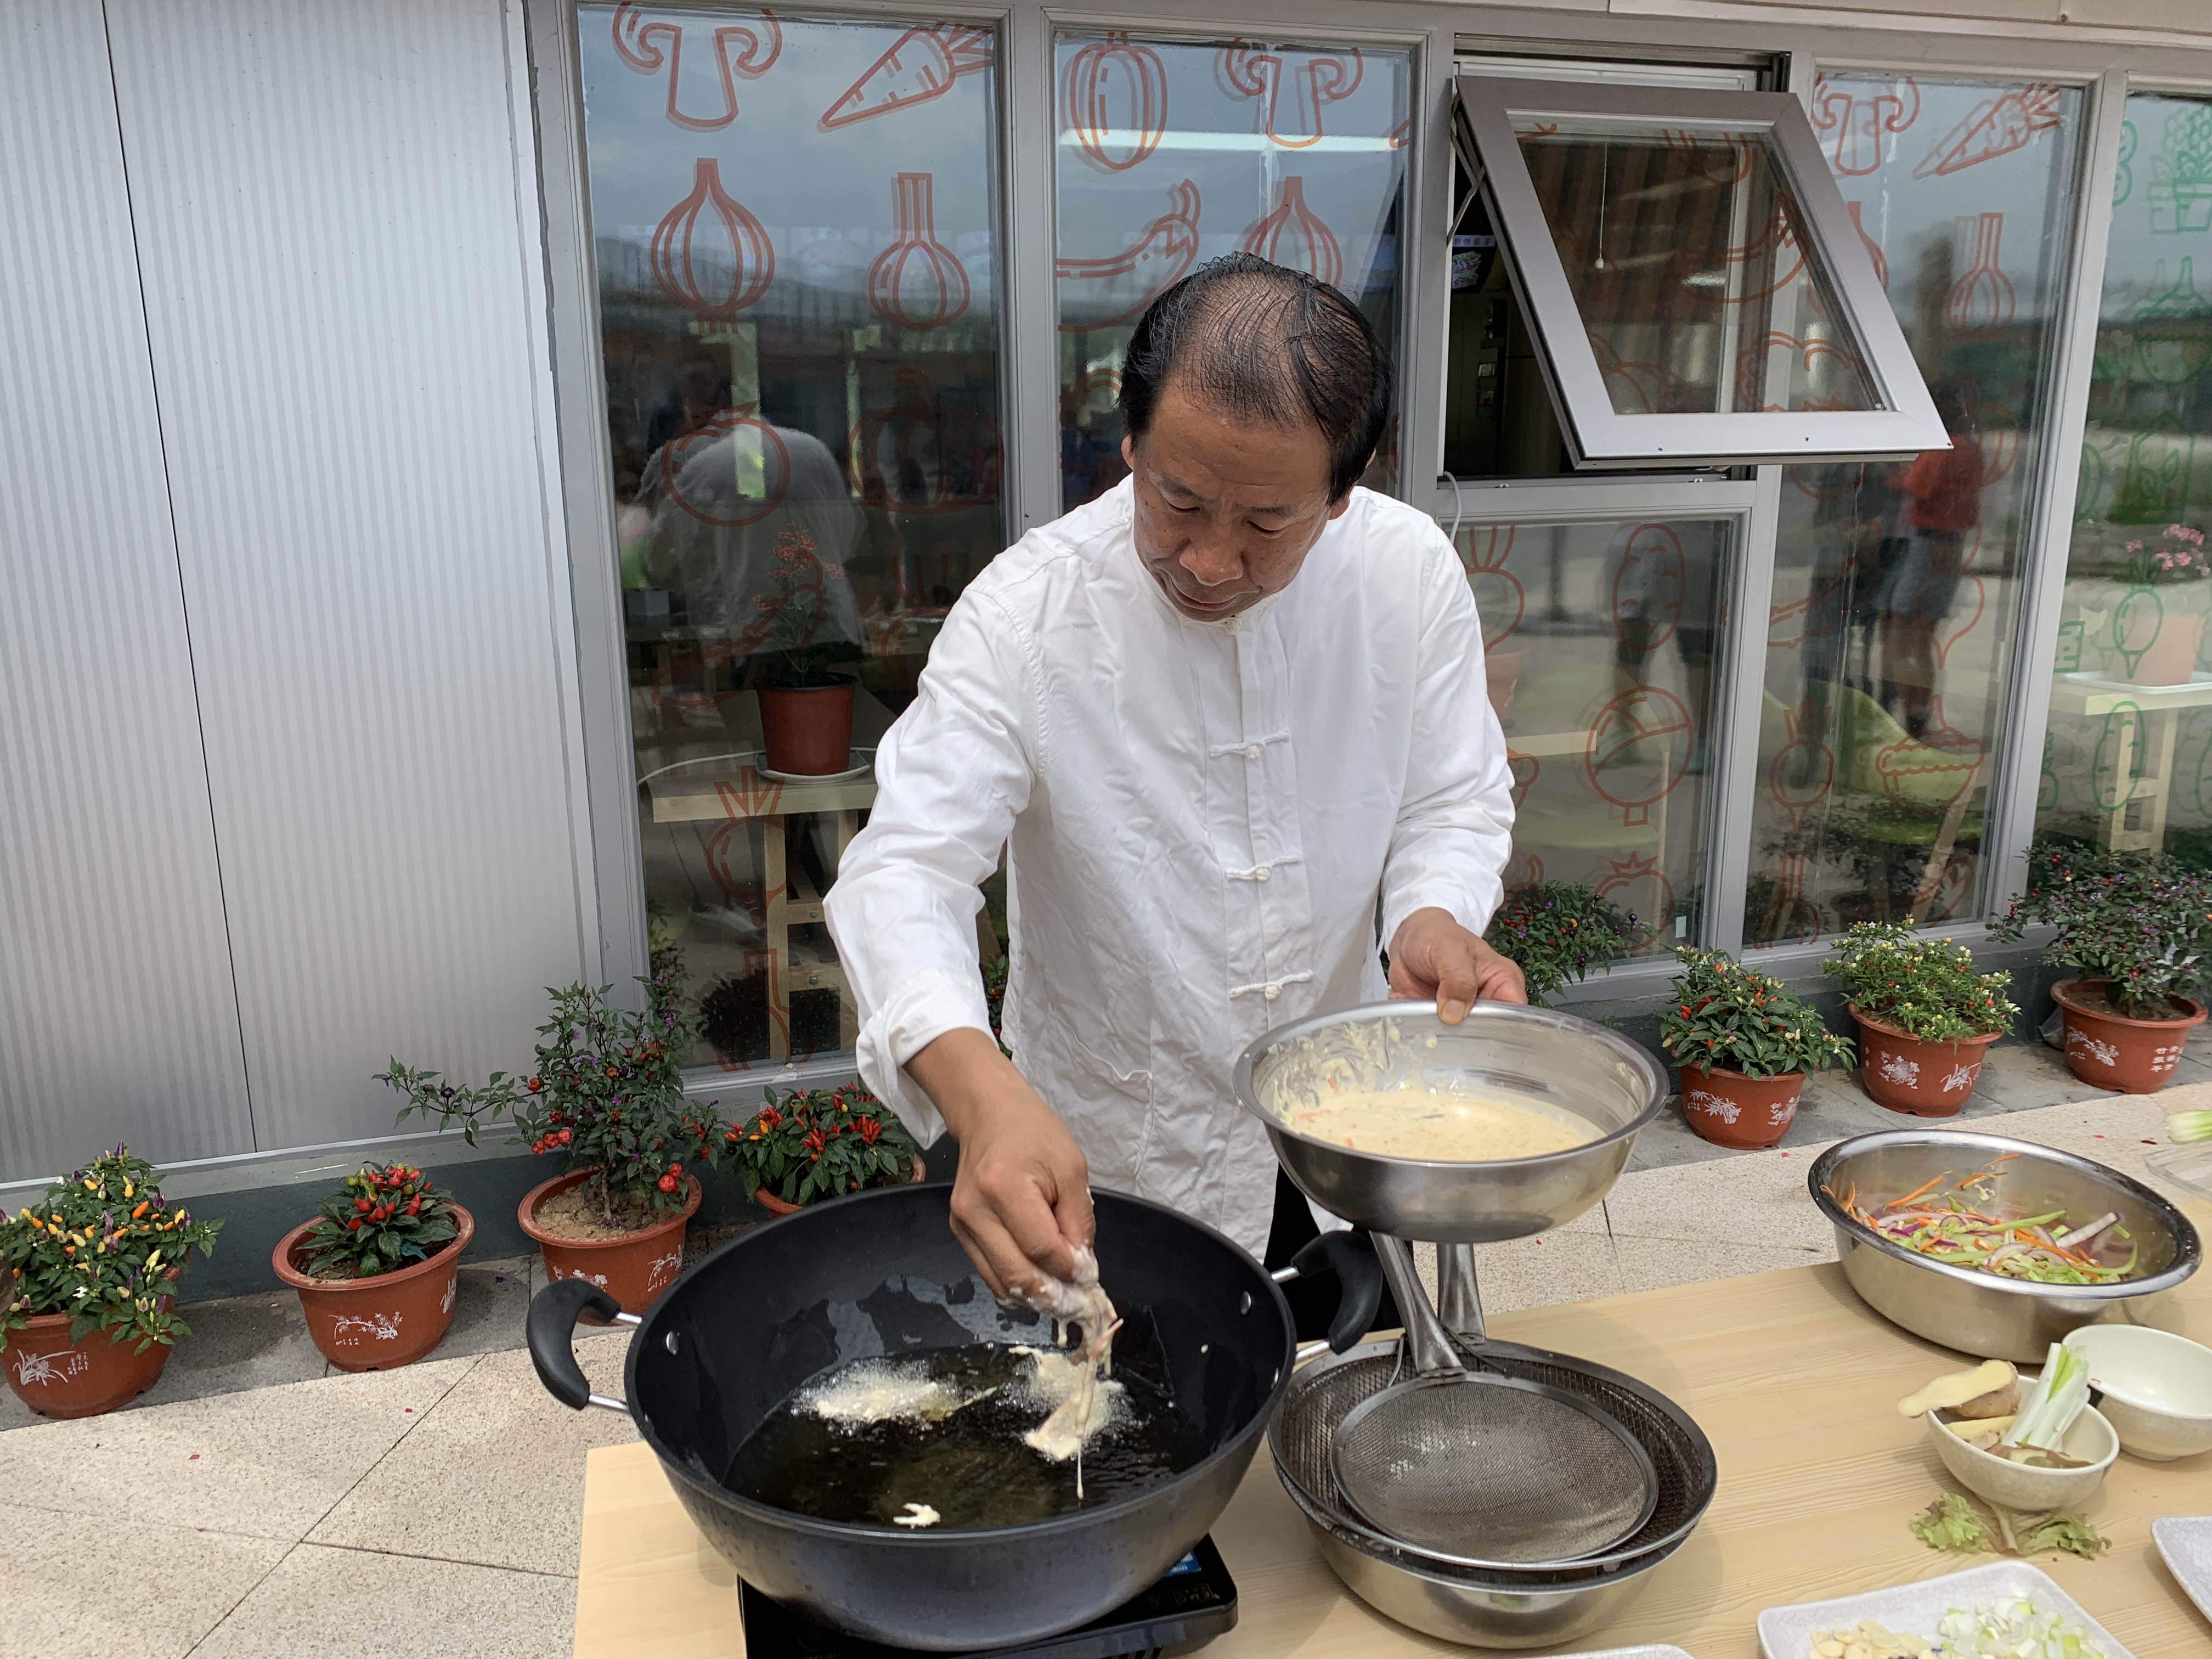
[4,1042,2205,1659]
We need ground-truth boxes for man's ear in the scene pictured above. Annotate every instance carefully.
[1121,433,1137,472]
[1327,490,1353,521]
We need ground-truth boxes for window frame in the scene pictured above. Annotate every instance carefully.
[1453,72,1951,470]
[522,0,2212,1030]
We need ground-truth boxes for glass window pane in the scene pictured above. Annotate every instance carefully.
[1055,33,1412,511]
[1454,517,1729,958]
[1749,74,2085,944]
[578,7,1005,1070]
[2035,93,2212,861]
[1514,121,1880,416]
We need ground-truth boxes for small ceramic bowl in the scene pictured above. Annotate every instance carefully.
[1928,1401,2118,1511]
[2063,1324,2212,1462]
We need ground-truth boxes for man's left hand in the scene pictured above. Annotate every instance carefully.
[1387,907,1526,1022]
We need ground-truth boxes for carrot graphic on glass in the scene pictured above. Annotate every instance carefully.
[819,23,992,129]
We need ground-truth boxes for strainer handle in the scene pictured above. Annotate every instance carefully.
[1438,1242,1485,1344]
[1372,1234,1465,1379]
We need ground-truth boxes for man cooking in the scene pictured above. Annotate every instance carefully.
[823,255,1522,1332]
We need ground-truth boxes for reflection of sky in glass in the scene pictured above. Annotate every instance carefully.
[2101,94,2212,323]
[579,7,999,315]
[1055,36,1410,298]
[1814,75,2082,330]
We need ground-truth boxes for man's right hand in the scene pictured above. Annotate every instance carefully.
[905,1027,1093,1304]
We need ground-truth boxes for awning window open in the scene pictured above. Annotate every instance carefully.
[1452,75,1949,470]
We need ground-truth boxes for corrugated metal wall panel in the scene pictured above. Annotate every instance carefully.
[0,0,255,1181]
[104,0,591,1149]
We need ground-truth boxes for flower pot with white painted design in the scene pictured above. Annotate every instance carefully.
[3,1309,176,1419]
[1848,1008,2002,1117]
[2051,978,2208,1094]
[518,1167,701,1315]
[274,1204,473,1372]
[1679,1064,1803,1150]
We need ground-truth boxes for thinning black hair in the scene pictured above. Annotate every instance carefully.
[1119,253,1392,504]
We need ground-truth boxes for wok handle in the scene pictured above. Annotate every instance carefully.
[1272,1228,1385,1355]
[527,1278,640,1414]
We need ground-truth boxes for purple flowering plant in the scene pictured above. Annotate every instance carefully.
[1990,843,2212,1022]
[1483,881,1635,1004]
[2120,523,2209,589]
[381,969,720,1230]
[1,1148,222,1351]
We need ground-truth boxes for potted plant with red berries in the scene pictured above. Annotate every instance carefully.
[1822,923,2018,1115]
[718,1083,924,1216]
[1660,949,1854,1150]
[270,1163,471,1370]
[1481,880,1635,1003]
[381,968,721,1312]
[1,1147,222,1419]
[744,523,860,776]
[1991,843,2212,1093]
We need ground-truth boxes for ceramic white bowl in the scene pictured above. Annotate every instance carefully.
[1927,1400,2118,1510]
[2063,1325,2212,1462]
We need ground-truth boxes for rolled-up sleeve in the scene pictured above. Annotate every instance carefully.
[824,588,1040,1143]
[1378,530,1517,950]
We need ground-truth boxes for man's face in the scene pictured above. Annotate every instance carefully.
[1123,383,1349,622]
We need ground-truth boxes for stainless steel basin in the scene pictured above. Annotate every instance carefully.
[1809,1130,2201,1362]
[1233,1001,1666,1243]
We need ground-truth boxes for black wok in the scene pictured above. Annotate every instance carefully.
[528,1182,1378,1651]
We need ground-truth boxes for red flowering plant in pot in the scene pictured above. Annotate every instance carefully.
[1,1148,222,1419]
[1821,923,2018,1116]
[272,1164,471,1371]
[1990,843,2212,1094]
[381,968,721,1312]
[719,1084,924,1216]
[741,524,860,776]
[1660,950,1853,1150]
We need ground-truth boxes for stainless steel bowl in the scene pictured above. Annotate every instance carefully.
[1269,1342,1696,1647]
[1809,1131,2202,1362]
[1233,1002,1666,1242]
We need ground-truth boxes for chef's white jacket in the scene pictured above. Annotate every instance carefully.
[823,479,1516,1257]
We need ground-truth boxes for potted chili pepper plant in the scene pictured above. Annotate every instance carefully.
[1660,949,1854,1150]
[1482,880,1635,1004]
[1991,843,2212,1093]
[1822,923,2019,1115]
[746,524,859,776]
[382,968,721,1312]
[271,1163,471,1370]
[719,1084,924,1216]
[1,1147,222,1419]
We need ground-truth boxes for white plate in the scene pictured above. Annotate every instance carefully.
[1756,1560,2136,1659]
[2153,1516,2212,1624]
[759,747,876,783]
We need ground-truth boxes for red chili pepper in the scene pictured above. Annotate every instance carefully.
[349,1217,364,1232]
[657,1173,678,1194]
[355,1198,373,1214]
[405,1195,421,1216]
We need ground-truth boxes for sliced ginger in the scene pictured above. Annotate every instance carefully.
[1897,1358,2018,1420]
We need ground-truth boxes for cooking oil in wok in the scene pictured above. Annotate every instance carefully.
[724,1345,1207,1528]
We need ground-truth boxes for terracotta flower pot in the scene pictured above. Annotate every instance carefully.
[758,681,856,775]
[271,1204,475,1372]
[754,1153,928,1217]
[1848,1007,2004,1117]
[2119,610,2206,687]
[2052,978,2209,1093]
[3,1312,174,1419]
[518,1168,702,1314]
[1679,1064,1804,1150]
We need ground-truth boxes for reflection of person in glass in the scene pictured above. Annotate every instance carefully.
[826,257,1521,1335]
[634,369,865,717]
[1875,385,1980,739]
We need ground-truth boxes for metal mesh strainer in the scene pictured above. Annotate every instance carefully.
[1329,1370,1656,1564]
[1319,1237,1661,1571]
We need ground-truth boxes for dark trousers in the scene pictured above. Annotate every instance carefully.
[1261,1169,1402,1344]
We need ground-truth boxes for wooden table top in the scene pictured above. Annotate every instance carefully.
[574,1219,2212,1659]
